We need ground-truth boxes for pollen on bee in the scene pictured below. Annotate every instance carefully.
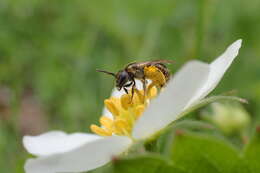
[144,66,166,88]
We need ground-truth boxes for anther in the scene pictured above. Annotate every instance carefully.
[104,99,119,116]
[134,105,145,119]
[90,124,112,136]
[114,119,131,135]
[121,94,132,110]
[134,89,145,104]
[100,116,113,129]
[148,86,158,99]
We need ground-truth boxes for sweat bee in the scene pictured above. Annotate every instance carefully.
[97,60,173,98]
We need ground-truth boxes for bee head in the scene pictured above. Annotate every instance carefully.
[116,70,131,91]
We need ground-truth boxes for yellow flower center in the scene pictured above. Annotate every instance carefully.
[90,86,158,137]
[90,66,167,137]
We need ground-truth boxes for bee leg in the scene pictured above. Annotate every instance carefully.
[141,78,146,101]
[123,87,129,94]
[123,81,133,95]
[124,82,133,88]
[131,80,136,102]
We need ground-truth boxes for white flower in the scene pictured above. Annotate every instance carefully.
[23,39,242,173]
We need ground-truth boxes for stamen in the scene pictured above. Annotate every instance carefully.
[114,119,131,136]
[146,83,156,98]
[104,98,119,116]
[148,85,157,99]
[134,89,145,104]
[121,94,132,110]
[134,105,145,119]
[99,116,113,129]
[90,124,112,136]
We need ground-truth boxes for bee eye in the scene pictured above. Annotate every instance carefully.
[119,74,128,84]
[116,71,129,89]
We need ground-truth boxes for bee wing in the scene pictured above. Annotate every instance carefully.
[134,60,173,67]
[125,59,174,70]
[149,59,174,65]
[133,59,173,66]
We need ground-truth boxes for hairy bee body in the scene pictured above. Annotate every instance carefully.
[97,60,173,96]
[126,60,171,84]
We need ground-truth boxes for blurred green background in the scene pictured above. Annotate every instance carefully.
[0,0,260,172]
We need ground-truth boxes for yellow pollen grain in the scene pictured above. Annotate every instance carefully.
[104,99,119,116]
[90,124,112,136]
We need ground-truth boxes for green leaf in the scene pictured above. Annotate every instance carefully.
[244,128,260,173]
[113,154,186,173]
[171,131,250,173]
[156,120,217,156]
[88,163,113,173]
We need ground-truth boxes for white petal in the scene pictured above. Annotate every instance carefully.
[132,61,210,140]
[103,80,143,119]
[186,39,242,107]
[24,136,132,173]
[23,131,101,156]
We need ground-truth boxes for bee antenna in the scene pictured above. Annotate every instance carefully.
[96,69,116,77]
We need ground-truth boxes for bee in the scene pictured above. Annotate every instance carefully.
[97,60,173,98]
